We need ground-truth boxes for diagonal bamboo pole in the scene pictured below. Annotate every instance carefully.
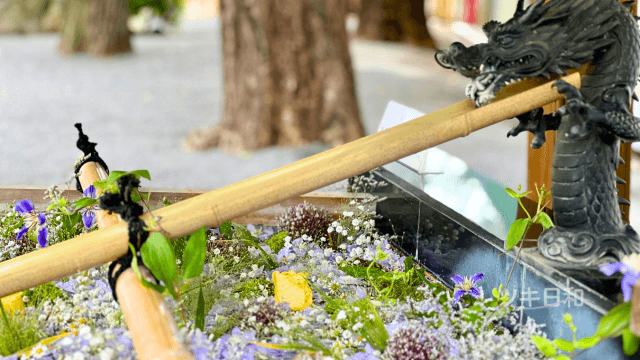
[0,72,581,298]
[77,162,195,360]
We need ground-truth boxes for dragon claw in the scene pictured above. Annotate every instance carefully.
[508,108,547,147]
[553,79,583,100]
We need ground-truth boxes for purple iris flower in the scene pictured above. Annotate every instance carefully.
[14,199,48,248]
[451,273,484,306]
[81,185,97,229]
[600,256,640,302]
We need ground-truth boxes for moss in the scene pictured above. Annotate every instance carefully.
[231,278,274,300]
[265,231,288,254]
[22,282,68,309]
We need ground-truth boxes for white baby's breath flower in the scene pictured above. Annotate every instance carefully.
[343,211,354,217]
[342,230,348,236]
[352,219,360,226]
[336,310,347,320]
[327,227,334,233]
[98,348,115,360]
[213,248,221,255]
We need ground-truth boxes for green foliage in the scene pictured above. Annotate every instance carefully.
[182,226,207,280]
[232,223,278,270]
[231,278,274,300]
[195,284,205,331]
[0,301,45,356]
[504,183,553,252]
[265,231,288,253]
[141,232,179,298]
[130,0,183,23]
[531,302,636,359]
[623,328,640,356]
[22,282,68,309]
[92,170,151,204]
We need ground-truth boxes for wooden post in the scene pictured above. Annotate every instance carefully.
[77,161,194,360]
[0,72,581,298]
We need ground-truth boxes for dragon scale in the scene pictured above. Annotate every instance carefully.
[435,0,640,267]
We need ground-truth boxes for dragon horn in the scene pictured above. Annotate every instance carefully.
[514,0,525,16]
[518,0,545,23]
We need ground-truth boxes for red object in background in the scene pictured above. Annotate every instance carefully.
[463,0,478,24]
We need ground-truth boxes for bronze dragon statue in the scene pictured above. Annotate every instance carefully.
[435,0,640,268]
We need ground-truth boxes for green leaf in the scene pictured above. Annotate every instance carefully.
[492,288,500,299]
[563,314,573,326]
[240,238,278,269]
[505,187,519,198]
[182,226,207,280]
[103,170,151,191]
[553,339,574,352]
[575,335,600,349]
[535,212,554,230]
[93,179,107,190]
[219,221,233,239]
[232,223,255,240]
[358,300,389,351]
[404,256,414,272]
[72,197,99,211]
[128,243,165,294]
[623,327,640,356]
[340,264,385,282]
[506,218,529,251]
[555,355,571,360]
[505,187,531,199]
[195,284,205,331]
[141,233,179,299]
[531,335,557,357]
[596,301,631,338]
[130,170,151,181]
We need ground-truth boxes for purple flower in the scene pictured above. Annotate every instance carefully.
[600,255,640,302]
[14,199,48,247]
[451,273,484,306]
[80,185,97,229]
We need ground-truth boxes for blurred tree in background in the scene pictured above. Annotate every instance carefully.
[185,0,365,153]
[0,0,60,33]
[58,0,131,55]
[356,0,434,47]
[57,0,181,55]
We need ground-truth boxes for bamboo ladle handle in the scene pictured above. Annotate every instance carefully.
[0,72,581,298]
[77,162,195,360]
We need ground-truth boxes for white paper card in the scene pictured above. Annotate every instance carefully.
[377,101,433,173]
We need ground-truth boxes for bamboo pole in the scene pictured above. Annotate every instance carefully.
[78,162,194,360]
[0,72,581,298]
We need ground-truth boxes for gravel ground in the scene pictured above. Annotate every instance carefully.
[0,18,527,192]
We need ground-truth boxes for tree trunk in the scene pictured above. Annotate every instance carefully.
[357,0,435,48]
[185,0,365,153]
[59,0,131,56]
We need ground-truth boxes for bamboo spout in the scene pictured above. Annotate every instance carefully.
[0,72,581,298]
[78,162,195,360]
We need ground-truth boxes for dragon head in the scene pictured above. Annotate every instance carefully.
[436,0,618,106]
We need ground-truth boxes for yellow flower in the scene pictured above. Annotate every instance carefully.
[272,270,313,311]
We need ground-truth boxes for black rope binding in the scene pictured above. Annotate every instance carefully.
[74,123,110,193]
[100,175,157,302]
